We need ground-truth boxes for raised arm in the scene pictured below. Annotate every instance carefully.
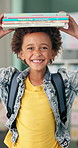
[59,14,78,39]
[0,14,14,39]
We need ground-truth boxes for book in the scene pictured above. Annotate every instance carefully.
[2,13,69,29]
[2,22,65,29]
[3,17,69,22]
[3,12,68,17]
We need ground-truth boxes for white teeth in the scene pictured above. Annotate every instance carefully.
[32,60,43,63]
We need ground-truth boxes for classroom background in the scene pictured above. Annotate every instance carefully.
[0,0,78,147]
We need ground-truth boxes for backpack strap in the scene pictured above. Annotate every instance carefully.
[7,71,21,119]
[51,72,67,124]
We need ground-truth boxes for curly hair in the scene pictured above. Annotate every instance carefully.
[11,27,62,57]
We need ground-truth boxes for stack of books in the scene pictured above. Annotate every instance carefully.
[2,13,69,29]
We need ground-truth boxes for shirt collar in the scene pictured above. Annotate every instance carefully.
[16,66,51,83]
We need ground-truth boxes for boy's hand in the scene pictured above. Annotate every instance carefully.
[59,14,78,39]
[0,14,14,39]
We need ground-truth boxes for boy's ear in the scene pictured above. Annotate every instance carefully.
[19,51,25,60]
[51,50,57,59]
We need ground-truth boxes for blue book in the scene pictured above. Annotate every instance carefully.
[3,17,69,22]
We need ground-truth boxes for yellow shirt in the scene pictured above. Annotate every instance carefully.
[4,77,61,148]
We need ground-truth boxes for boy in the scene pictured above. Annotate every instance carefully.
[0,13,78,148]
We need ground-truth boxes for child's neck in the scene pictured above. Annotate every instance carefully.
[29,69,46,86]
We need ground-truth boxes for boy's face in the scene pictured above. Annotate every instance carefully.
[20,32,55,72]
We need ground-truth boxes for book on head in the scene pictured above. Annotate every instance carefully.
[2,13,69,29]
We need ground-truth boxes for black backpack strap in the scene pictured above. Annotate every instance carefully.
[7,71,21,119]
[51,72,67,124]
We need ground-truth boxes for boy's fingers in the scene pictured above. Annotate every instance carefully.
[0,29,14,38]
[3,29,14,34]
[0,13,4,23]
[0,24,2,27]
[59,27,67,32]
[0,13,4,18]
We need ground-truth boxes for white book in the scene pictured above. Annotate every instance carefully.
[4,13,67,17]
[2,22,65,30]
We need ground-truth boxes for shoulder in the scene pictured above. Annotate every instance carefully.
[58,68,69,81]
[58,68,78,96]
[57,68,72,89]
[58,68,78,84]
[0,66,18,106]
[0,66,18,84]
[0,66,17,73]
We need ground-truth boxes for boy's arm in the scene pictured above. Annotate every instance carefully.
[0,13,16,106]
[59,14,78,39]
[0,14,14,39]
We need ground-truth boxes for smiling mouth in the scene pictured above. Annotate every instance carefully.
[31,59,44,63]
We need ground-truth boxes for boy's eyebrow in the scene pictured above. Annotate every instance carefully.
[26,43,49,47]
[26,44,34,47]
[41,43,49,47]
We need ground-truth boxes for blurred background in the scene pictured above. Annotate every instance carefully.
[0,0,78,147]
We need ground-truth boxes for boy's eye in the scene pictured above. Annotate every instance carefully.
[41,46,48,50]
[27,47,33,50]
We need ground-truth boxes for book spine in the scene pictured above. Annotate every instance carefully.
[2,22,65,29]
[4,16,68,19]
[3,17,69,22]
[4,13,67,17]
[2,20,69,24]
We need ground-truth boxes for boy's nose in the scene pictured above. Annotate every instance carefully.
[34,48,41,55]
